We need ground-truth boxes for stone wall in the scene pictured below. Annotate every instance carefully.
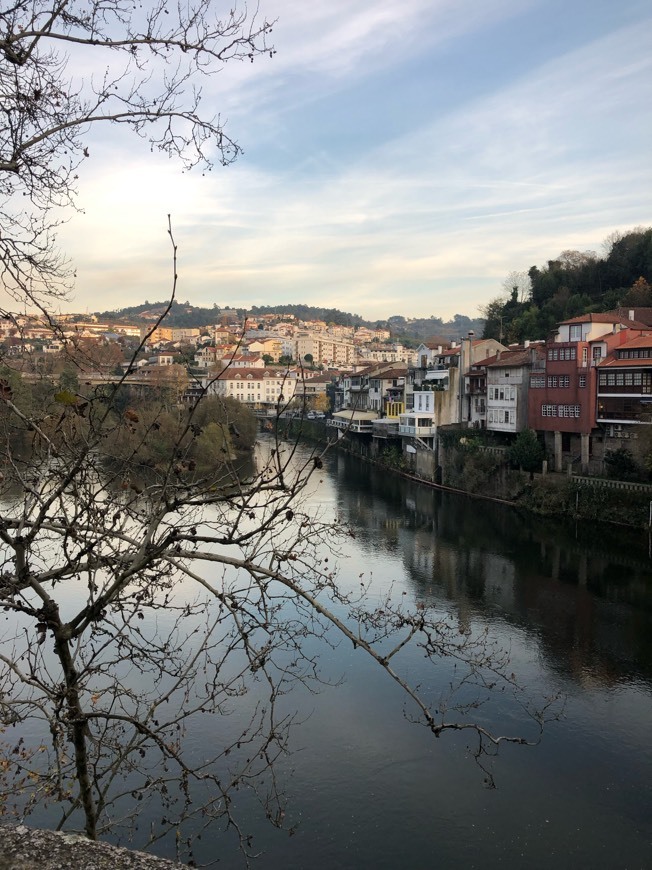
[0,825,184,870]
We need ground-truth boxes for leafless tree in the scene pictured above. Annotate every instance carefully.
[501,270,532,304]
[0,231,557,862]
[0,0,275,313]
[0,4,556,863]
[0,349,556,859]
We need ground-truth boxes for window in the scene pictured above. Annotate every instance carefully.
[607,373,615,386]
[530,376,545,388]
[559,375,570,388]
[593,346,602,361]
[547,376,557,388]
[504,410,509,423]
[579,375,587,388]
[582,347,588,365]
[634,373,642,386]
[559,347,576,361]
[625,372,633,386]
[569,325,582,341]
[541,404,557,417]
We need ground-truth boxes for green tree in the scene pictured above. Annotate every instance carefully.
[604,447,643,482]
[508,429,545,474]
[58,364,80,394]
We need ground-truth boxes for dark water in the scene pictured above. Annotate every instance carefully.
[203,447,652,869]
[11,444,652,868]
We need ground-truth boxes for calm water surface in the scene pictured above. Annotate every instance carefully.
[11,442,652,868]
[206,445,652,870]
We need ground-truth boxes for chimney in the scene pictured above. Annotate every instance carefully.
[629,309,635,321]
[524,339,530,348]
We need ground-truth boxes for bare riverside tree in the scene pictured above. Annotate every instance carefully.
[0,0,274,314]
[0,2,557,863]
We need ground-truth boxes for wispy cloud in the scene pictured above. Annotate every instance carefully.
[58,1,652,320]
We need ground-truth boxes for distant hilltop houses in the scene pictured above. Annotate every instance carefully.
[5,305,652,477]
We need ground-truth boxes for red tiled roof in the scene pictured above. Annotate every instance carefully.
[599,355,652,369]
[599,336,652,368]
[369,368,406,380]
[485,347,544,368]
[559,313,649,329]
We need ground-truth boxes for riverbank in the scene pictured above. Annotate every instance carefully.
[277,417,652,530]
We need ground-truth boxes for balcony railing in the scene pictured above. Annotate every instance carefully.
[399,424,437,437]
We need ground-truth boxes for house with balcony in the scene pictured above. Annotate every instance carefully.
[398,390,437,450]
[485,345,543,435]
[337,362,407,413]
[528,312,649,472]
[329,409,378,435]
[413,339,453,369]
[368,366,407,416]
[596,335,652,449]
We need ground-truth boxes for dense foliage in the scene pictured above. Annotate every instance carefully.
[483,228,652,342]
[508,429,545,474]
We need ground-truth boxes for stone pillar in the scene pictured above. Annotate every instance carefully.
[580,432,590,474]
[554,430,563,473]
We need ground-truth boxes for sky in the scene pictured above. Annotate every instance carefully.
[57,0,652,322]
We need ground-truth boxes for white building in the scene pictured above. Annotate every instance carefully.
[208,368,297,409]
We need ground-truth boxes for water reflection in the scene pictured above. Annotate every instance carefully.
[4,440,652,868]
[330,452,652,693]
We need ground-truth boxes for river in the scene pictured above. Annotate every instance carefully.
[7,441,652,868]
[190,444,652,869]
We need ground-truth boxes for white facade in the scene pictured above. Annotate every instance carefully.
[208,368,297,408]
[486,365,528,433]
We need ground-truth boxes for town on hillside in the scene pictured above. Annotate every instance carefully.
[3,303,652,478]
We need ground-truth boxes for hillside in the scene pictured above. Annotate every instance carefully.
[95,301,484,343]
